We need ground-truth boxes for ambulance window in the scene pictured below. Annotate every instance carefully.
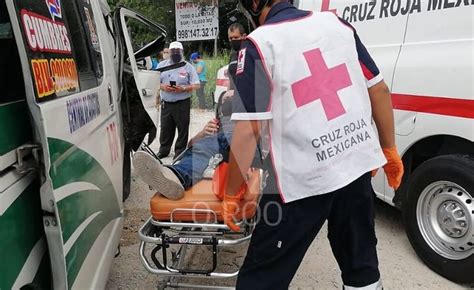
[62,1,100,91]
[0,2,25,104]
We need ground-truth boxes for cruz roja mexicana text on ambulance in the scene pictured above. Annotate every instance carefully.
[341,0,474,23]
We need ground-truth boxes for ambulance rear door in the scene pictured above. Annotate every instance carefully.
[7,0,124,288]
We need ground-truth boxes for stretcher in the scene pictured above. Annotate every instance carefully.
[138,165,265,289]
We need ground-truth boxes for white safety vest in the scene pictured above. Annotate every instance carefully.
[247,12,387,203]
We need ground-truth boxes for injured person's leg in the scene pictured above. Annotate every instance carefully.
[133,151,185,200]
[134,133,231,200]
[171,134,228,189]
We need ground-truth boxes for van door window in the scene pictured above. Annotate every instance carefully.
[0,1,24,104]
[62,0,103,91]
[77,0,103,80]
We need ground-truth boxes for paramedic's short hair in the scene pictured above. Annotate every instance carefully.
[228,23,246,35]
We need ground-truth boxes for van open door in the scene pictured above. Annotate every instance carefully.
[114,8,168,150]
[7,0,126,288]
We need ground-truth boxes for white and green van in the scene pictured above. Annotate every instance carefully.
[0,0,164,288]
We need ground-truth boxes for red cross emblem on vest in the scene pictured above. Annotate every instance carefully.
[291,48,352,121]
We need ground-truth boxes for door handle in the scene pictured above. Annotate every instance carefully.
[142,88,153,97]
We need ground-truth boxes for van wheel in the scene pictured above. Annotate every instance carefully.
[122,145,132,202]
[403,155,474,284]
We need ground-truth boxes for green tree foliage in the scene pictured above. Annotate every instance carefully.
[109,0,175,41]
[108,0,250,55]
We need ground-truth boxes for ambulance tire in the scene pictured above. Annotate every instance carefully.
[122,146,132,202]
[403,155,474,284]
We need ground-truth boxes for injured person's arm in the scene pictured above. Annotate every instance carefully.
[187,118,220,147]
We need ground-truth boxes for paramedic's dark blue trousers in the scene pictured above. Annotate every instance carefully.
[236,172,380,289]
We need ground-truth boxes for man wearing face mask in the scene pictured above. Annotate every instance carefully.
[219,0,404,289]
[133,27,248,201]
[156,41,200,159]
[224,23,247,100]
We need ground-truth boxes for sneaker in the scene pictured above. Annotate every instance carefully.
[202,154,223,179]
[133,151,184,200]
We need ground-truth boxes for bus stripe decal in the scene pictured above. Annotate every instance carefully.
[55,182,101,202]
[12,237,47,289]
[63,211,102,255]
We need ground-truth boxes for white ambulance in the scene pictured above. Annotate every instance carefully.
[214,64,230,104]
[0,0,164,288]
[295,0,473,284]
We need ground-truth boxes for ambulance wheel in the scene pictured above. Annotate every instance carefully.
[403,155,474,284]
[122,146,132,202]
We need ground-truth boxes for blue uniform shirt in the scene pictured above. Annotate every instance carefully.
[158,59,200,102]
[233,2,381,118]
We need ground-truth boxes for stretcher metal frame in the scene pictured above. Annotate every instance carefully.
[138,168,265,289]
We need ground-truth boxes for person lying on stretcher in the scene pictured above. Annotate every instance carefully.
[133,94,235,200]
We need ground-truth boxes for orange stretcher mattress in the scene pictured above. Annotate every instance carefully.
[150,170,261,222]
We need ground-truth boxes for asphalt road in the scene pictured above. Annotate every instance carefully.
[106,109,469,289]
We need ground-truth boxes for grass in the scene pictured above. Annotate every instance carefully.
[191,53,229,109]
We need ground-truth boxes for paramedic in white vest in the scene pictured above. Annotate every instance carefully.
[221,0,405,289]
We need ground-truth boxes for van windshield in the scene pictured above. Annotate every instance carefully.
[0,2,25,105]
